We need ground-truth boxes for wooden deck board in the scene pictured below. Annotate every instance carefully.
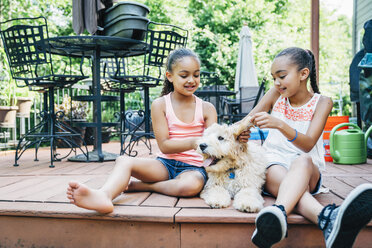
[176,197,210,208]
[0,141,371,247]
[141,192,179,207]
[113,192,151,206]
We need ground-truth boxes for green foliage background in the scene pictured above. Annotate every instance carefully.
[0,0,353,115]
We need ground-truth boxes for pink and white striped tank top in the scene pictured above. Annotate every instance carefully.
[157,93,205,167]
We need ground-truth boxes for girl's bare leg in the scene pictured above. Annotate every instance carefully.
[66,157,169,213]
[266,155,323,220]
[127,170,205,197]
[265,154,322,217]
[296,191,323,223]
[252,154,324,247]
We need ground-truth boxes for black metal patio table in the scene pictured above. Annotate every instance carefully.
[194,85,236,122]
[47,36,149,162]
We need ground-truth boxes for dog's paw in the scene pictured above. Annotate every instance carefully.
[233,196,264,213]
[201,188,231,208]
[208,197,231,209]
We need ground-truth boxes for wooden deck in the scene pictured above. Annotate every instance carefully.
[0,140,371,248]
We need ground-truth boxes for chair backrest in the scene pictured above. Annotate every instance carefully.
[0,17,53,85]
[240,77,266,113]
[143,22,188,78]
[106,22,188,84]
[101,58,136,91]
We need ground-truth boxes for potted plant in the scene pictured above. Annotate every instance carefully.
[55,95,90,147]
[55,95,90,121]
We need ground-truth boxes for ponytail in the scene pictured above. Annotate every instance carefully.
[161,78,174,96]
[306,49,320,94]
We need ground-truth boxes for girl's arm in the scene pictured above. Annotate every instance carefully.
[151,98,217,154]
[202,101,218,128]
[253,95,333,152]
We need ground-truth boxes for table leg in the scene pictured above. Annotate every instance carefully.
[144,87,150,134]
[92,48,104,162]
[68,47,118,162]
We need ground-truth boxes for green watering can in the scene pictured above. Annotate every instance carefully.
[330,123,372,164]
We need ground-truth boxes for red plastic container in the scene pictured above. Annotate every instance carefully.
[323,116,349,162]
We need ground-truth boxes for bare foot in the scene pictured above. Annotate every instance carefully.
[67,181,114,214]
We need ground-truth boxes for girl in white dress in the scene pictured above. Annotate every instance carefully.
[248,47,372,248]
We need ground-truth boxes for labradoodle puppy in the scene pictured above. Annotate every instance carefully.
[196,116,267,212]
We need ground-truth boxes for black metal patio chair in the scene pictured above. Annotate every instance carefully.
[106,22,188,156]
[0,16,89,167]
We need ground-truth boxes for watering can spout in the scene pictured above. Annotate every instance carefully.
[333,150,340,161]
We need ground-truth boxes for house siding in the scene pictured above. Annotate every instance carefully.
[353,0,372,54]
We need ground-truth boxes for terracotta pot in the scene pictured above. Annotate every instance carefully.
[16,97,33,117]
[0,106,19,128]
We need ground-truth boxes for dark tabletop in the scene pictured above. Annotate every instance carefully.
[194,85,236,97]
[47,35,149,58]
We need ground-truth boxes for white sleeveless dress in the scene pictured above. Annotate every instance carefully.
[263,93,326,171]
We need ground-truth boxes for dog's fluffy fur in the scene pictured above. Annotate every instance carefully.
[196,116,267,212]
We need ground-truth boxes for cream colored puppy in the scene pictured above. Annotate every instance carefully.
[197,116,267,212]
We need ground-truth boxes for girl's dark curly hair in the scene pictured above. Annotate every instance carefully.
[160,48,200,96]
[275,47,320,94]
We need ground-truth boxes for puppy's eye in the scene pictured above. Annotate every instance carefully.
[218,136,224,141]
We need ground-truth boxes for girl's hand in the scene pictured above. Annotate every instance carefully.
[238,129,251,143]
[251,112,282,129]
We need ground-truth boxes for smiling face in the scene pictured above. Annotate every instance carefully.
[166,56,200,96]
[271,55,309,98]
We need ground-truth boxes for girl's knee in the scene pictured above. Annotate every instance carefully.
[291,154,314,173]
[179,184,203,197]
[177,177,204,197]
[115,156,136,169]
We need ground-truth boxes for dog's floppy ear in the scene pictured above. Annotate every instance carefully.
[231,115,255,138]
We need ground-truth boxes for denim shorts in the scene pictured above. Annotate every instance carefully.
[156,157,208,183]
[262,162,323,196]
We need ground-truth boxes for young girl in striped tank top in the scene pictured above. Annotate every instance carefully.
[248,47,372,248]
[66,48,227,214]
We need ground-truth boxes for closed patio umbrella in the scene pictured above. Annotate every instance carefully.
[73,0,106,35]
[234,25,258,99]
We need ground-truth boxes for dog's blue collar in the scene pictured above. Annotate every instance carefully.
[227,168,235,179]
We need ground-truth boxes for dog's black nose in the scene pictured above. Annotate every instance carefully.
[199,143,207,151]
